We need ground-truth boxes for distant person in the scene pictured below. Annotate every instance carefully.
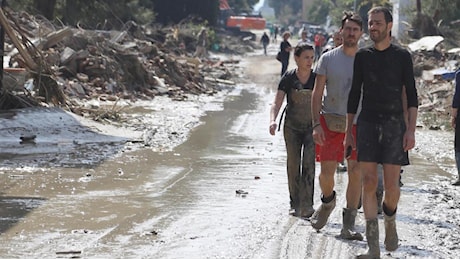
[322,31,343,54]
[194,27,208,58]
[298,30,309,45]
[260,32,270,55]
[345,6,418,258]
[273,25,279,43]
[279,31,292,77]
[311,11,364,241]
[298,25,307,39]
[269,43,317,218]
[313,32,325,62]
[451,69,460,186]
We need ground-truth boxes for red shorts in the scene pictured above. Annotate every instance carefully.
[315,115,357,162]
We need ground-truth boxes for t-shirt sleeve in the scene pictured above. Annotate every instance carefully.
[453,70,460,108]
[278,73,290,92]
[313,54,327,75]
[402,50,418,108]
[347,51,363,114]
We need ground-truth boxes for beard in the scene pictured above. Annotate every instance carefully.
[343,37,358,47]
[370,28,388,43]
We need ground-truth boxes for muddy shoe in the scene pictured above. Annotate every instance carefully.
[384,212,398,251]
[311,192,336,230]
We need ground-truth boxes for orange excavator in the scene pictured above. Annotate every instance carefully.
[219,0,266,31]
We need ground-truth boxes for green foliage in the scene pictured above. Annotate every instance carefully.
[152,0,219,26]
[422,0,460,26]
[227,0,259,14]
[306,0,332,25]
[267,0,302,27]
[7,0,155,29]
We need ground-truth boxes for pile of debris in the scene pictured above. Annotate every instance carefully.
[1,8,258,120]
[408,36,460,129]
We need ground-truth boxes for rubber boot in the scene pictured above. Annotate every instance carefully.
[357,218,380,259]
[340,208,363,240]
[453,152,460,186]
[311,192,336,230]
[376,190,383,214]
[384,212,399,251]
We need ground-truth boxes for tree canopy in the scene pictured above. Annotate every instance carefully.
[5,0,259,29]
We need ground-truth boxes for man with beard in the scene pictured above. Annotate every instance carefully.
[345,6,418,258]
[310,11,363,241]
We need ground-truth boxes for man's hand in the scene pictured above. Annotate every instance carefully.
[403,130,415,152]
[312,123,325,146]
[343,131,355,155]
[269,121,277,136]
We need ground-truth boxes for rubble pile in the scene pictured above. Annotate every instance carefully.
[2,9,258,119]
[408,37,460,129]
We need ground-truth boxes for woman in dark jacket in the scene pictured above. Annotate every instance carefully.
[279,31,292,77]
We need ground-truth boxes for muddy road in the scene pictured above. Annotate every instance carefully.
[1,44,460,258]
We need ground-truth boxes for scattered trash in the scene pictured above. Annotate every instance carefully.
[55,250,82,255]
[19,134,36,144]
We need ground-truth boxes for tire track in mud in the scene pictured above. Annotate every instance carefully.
[279,168,363,259]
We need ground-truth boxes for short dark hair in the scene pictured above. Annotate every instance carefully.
[341,11,363,30]
[294,42,314,56]
[368,6,393,23]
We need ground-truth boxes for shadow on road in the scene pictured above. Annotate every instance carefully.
[0,196,47,233]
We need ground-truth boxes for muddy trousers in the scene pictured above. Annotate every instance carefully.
[283,125,315,211]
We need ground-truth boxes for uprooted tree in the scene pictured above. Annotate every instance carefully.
[0,6,65,109]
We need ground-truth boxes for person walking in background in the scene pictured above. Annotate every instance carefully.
[273,25,279,43]
[345,6,418,258]
[322,31,343,54]
[298,30,309,45]
[451,69,460,186]
[194,27,208,58]
[279,31,292,77]
[269,43,317,218]
[313,32,325,62]
[260,31,270,56]
[310,11,364,241]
